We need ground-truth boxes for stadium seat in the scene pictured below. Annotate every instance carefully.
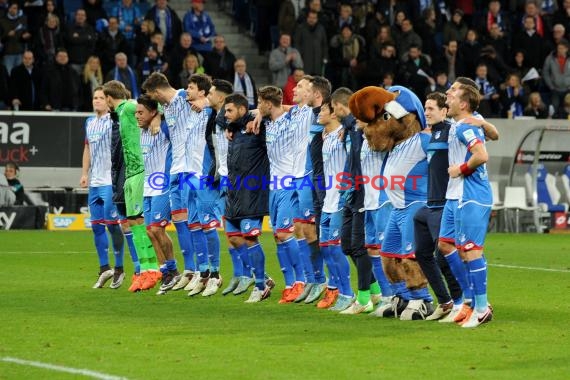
[561,165,570,204]
[490,181,504,210]
[503,186,538,233]
[525,164,568,213]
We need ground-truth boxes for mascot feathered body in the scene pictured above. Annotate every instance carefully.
[349,86,434,320]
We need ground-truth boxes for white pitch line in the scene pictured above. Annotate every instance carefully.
[1,357,128,380]
[3,251,90,254]
[488,263,570,273]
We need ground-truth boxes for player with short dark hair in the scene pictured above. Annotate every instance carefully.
[224,93,272,302]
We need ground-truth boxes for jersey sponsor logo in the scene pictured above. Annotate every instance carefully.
[160,220,168,227]
[464,242,475,250]
[283,218,290,226]
[434,131,441,139]
[154,213,162,220]
[244,222,251,231]
[462,129,477,142]
[405,242,413,252]
[249,228,260,236]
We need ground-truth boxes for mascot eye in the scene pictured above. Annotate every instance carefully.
[382,112,392,121]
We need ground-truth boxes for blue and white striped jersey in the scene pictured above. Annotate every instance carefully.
[214,110,229,177]
[140,121,172,196]
[85,113,112,187]
[322,124,346,213]
[266,111,294,190]
[383,133,429,209]
[360,138,387,210]
[448,123,492,205]
[446,113,484,200]
[163,89,191,175]
[186,106,212,177]
[288,104,313,178]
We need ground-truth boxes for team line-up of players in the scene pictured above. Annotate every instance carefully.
[83,71,495,328]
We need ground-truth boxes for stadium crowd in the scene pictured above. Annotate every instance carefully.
[1,0,570,118]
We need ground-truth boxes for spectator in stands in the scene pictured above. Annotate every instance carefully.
[329,24,366,90]
[1,1,32,73]
[524,91,554,118]
[233,58,257,109]
[424,71,451,99]
[554,92,570,118]
[336,3,354,32]
[483,22,509,61]
[40,48,81,111]
[551,23,567,44]
[460,28,482,78]
[477,45,509,86]
[553,0,570,32]
[499,73,526,118]
[542,40,570,114]
[390,10,407,44]
[105,52,140,99]
[22,0,44,35]
[134,19,155,63]
[512,15,547,72]
[203,34,236,82]
[433,40,465,83]
[81,55,103,111]
[97,16,130,74]
[138,44,167,83]
[278,0,296,37]
[282,67,304,105]
[183,0,215,53]
[443,9,468,45]
[297,0,334,39]
[64,8,97,74]
[0,62,8,109]
[415,7,437,57]
[398,43,433,103]
[268,33,302,88]
[112,0,143,41]
[3,162,23,205]
[474,63,500,117]
[522,0,547,37]
[41,0,64,25]
[83,0,107,27]
[395,18,422,60]
[293,10,328,76]
[145,0,182,50]
[380,71,395,89]
[33,14,63,66]
[178,52,204,88]
[167,32,199,87]
[9,50,40,110]
[366,42,398,86]
[476,0,510,39]
[150,31,167,59]
[511,49,540,92]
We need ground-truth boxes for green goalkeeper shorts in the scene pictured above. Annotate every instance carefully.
[124,172,145,217]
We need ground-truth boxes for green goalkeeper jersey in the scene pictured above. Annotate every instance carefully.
[117,100,144,179]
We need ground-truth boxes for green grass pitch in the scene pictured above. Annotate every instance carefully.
[1,231,569,379]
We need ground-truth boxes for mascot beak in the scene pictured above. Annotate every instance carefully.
[384,100,410,120]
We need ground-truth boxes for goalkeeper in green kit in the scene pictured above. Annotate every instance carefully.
[103,80,161,291]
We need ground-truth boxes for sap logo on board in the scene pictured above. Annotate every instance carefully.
[53,217,76,228]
